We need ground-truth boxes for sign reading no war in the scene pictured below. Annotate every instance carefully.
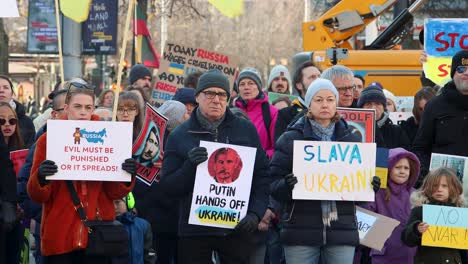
[293,141,376,201]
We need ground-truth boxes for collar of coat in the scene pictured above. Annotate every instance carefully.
[186,106,235,133]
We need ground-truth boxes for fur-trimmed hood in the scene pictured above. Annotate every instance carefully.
[410,190,465,208]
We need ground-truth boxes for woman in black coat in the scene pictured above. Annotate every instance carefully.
[270,79,379,264]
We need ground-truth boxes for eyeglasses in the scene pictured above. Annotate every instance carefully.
[336,85,356,92]
[117,107,137,114]
[456,66,468,74]
[201,91,228,100]
[0,118,17,126]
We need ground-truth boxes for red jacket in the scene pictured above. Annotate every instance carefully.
[27,115,135,256]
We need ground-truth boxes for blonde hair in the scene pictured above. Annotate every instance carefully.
[417,167,464,207]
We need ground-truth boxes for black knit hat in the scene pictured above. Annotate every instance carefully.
[195,70,230,99]
[451,50,468,78]
[129,64,152,85]
[357,85,387,109]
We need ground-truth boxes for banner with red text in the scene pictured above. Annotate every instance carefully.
[46,120,133,181]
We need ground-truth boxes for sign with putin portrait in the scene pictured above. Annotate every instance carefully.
[46,120,133,181]
[189,141,256,229]
[132,103,168,186]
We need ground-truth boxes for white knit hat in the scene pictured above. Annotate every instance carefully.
[304,78,339,108]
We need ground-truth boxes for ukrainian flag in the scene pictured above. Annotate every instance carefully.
[168,63,184,75]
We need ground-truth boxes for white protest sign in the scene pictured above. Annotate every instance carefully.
[46,120,133,181]
[189,141,256,229]
[0,0,20,17]
[293,141,376,201]
[389,112,413,124]
[356,206,400,251]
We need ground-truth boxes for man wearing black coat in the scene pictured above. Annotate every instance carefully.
[160,70,270,263]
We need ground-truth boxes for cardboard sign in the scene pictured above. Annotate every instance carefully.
[46,120,133,181]
[292,141,377,201]
[1,0,19,17]
[268,92,298,104]
[10,149,29,177]
[152,42,240,107]
[430,152,468,201]
[424,19,468,85]
[132,103,168,186]
[389,112,413,124]
[422,204,468,250]
[337,108,375,143]
[189,141,256,229]
[356,206,400,251]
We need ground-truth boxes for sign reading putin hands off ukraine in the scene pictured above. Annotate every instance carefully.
[293,141,376,201]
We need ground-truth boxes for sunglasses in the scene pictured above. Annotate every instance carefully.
[0,118,17,126]
[456,66,468,74]
[65,82,95,98]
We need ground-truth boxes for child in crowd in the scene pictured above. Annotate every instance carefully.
[364,148,420,263]
[402,167,464,264]
[113,193,156,264]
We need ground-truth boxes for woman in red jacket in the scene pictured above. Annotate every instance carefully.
[27,80,136,264]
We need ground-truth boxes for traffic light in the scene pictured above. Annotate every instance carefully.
[122,60,128,79]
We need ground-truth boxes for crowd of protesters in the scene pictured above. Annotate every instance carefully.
[0,49,468,264]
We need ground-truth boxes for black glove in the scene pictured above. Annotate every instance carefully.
[187,147,208,166]
[284,173,298,190]
[2,202,17,231]
[38,160,57,187]
[372,176,381,193]
[122,158,137,175]
[235,213,259,233]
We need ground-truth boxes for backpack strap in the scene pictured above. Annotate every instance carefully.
[261,102,272,144]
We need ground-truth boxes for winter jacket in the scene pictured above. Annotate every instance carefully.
[113,212,156,264]
[413,80,468,179]
[160,107,270,237]
[14,100,35,147]
[375,116,411,150]
[270,116,361,246]
[274,99,306,142]
[363,147,420,264]
[235,92,278,158]
[0,132,17,203]
[27,115,135,256]
[399,116,419,147]
[402,201,462,264]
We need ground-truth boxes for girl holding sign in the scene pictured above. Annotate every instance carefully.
[402,167,464,264]
[270,79,380,264]
[27,81,136,263]
[363,147,420,264]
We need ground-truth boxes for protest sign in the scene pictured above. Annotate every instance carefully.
[375,148,389,188]
[389,112,413,124]
[1,0,19,17]
[152,42,240,107]
[132,103,168,186]
[337,108,375,143]
[292,141,377,201]
[10,149,29,177]
[430,152,468,201]
[394,96,414,112]
[422,204,468,250]
[189,141,256,229]
[424,19,468,85]
[268,92,298,104]
[356,206,400,251]
[82,0,118,54]
[27,0,60,54]
[46,120,133,181]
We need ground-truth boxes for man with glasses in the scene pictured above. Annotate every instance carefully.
[161,69,270,263]
[413,50,468,186]
[322,65,356,108]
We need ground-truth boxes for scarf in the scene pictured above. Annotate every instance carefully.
[308,119,338,226]
[377,111,389,128]
[196,108,225,134]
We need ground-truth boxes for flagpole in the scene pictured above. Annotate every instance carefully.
[54,0,64,84]
[112,0,136,122]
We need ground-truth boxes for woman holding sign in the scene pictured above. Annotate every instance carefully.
[27,81,136,263]
[270,78,380,264]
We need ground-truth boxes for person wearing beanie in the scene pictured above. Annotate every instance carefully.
[413,49,468,186]
[270,78,380,264]
[267,65,292,94]
[234,67,278,158]
[129,64,153,98]
[160,68,270,263]
[158,100,188,133]
[383,89,397,112]
[358,85,410,149]
[172,87,197,117]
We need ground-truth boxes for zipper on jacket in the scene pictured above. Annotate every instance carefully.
[214,128,218,142]
[323,225,327,245]
[78,223,83,247]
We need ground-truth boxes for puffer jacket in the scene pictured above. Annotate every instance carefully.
[235,92,278,158]
[270,116,361,246]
